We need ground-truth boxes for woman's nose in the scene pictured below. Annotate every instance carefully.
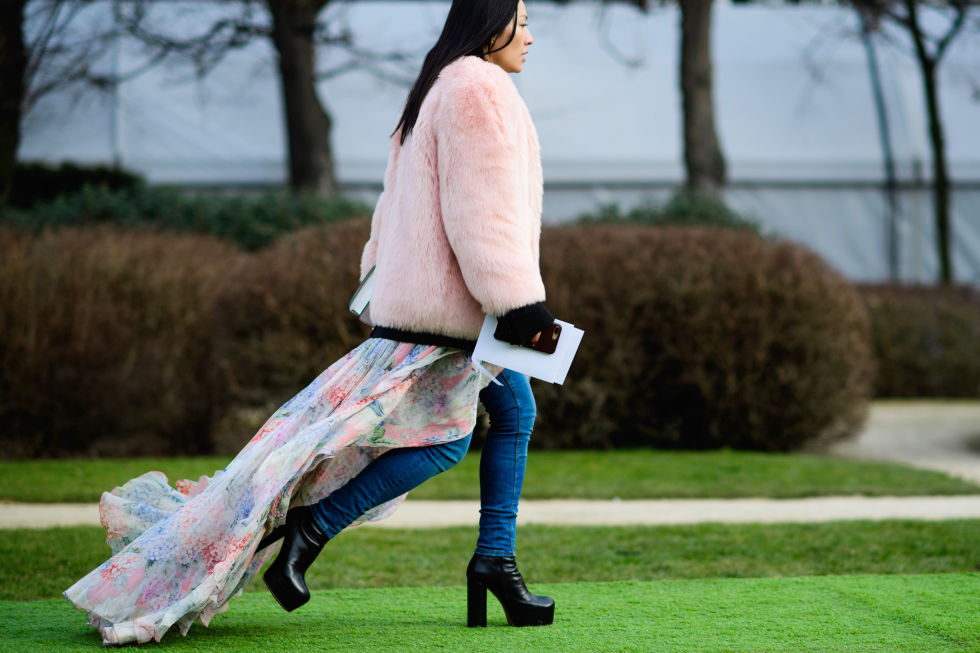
[526,28,534,45]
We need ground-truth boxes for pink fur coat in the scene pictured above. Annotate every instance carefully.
[360,55,546,341]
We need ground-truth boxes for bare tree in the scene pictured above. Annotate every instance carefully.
[114,0,418,195]
[0,0,116,204]
[270,1,334,192]
[857,9,902,280]
[597,0,727,196]
[678,0,726,196]
[851,0,974,285]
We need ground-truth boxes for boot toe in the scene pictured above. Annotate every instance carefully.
[263,567,310,612]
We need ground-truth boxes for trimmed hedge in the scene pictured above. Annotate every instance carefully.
[0,226,240,457]
[0,185,371,250]
[533,225,873,450]
[1,222,878,457]
[857,284,980,398]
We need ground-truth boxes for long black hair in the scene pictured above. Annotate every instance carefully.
[392,0,520,145]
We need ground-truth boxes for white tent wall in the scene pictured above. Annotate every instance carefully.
[16,1,980,284]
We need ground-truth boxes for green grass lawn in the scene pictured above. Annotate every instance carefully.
[1,449,976,504]
[5,520,980,602]
[9,574,979,651]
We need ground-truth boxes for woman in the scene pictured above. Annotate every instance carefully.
[64,0,554,645]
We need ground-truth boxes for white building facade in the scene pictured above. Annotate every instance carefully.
[18,1,980,284]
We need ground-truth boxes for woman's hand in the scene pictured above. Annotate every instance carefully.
[493,303,554,346]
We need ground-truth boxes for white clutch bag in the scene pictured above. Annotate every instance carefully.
[348,265,375,326]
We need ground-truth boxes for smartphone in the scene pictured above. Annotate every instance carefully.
[521,323,561,354]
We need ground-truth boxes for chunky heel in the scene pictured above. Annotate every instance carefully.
[467,577,488,627]
[465,554,554,627]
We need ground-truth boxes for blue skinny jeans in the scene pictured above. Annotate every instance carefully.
[310,368,535,557]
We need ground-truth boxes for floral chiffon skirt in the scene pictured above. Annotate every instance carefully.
[63,339,495,646]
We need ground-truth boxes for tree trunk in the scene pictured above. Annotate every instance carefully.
[0,1,27,205]
[920,60,952,285]
[905,1,953,285]
[679,0,726,197]
[859,12,900,281]
[267,0,336,194]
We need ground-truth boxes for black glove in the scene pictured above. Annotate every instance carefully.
[494,302,555,346]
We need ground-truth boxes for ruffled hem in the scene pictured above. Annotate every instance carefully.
[64,339,497,646]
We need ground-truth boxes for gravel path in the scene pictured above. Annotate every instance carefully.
[4,495,980,530]
[2,401,978,530]
[820,401,980,484]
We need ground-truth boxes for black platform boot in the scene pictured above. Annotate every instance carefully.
[466,553,555,627]
[262,505,328,612]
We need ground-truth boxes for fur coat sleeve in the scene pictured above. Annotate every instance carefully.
[434,63,546,316]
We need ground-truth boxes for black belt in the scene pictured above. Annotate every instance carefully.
[370,326,477,353]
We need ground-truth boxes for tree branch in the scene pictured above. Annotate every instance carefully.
[933,2,968,62]
[112,0,271,79]
[593,1,646,68]
[311,4,426,85]
[22,1,121,113]
[25,1,91,88]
